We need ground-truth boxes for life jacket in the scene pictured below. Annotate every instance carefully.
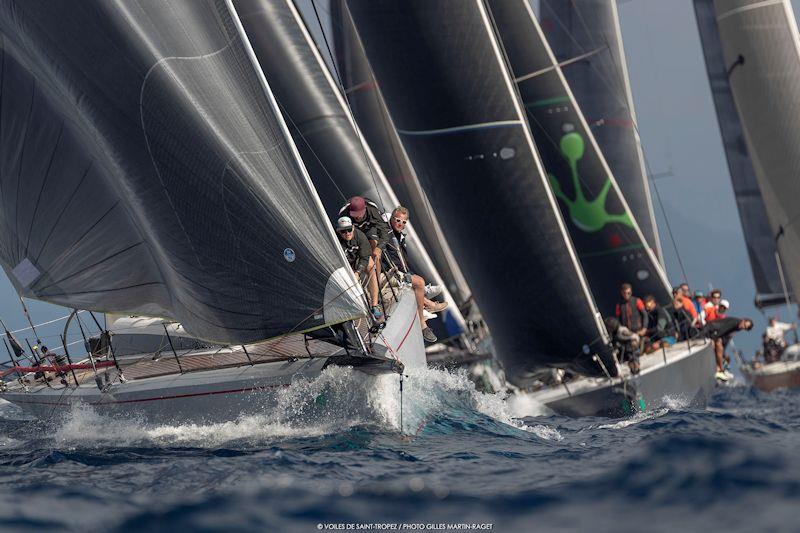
[615,296,646,331]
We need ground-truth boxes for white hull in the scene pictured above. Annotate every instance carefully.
[1,288,425,424]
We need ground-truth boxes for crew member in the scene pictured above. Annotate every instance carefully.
[336,216,381,320]
[702,316,753,381]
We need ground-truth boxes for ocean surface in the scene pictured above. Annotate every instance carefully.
[0,366,797,532]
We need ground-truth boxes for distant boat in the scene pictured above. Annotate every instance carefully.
[338,0,715,416]
[0,0,424,422]
[695,0,800,392]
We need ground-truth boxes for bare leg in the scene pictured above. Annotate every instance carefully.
[370,241,382,292]
[714,338,724,371]
[366,257,379,307]
[411,274,427,328]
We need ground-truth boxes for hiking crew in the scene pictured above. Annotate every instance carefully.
[643,294,677,352]
[702,316,753,381]
[339,197,391,320]
[336,216,381,320]
[385,206,447,343]
[615,283,648,336]
[604,316,641,374]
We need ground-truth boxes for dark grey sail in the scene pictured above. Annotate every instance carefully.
[233,0,467,333]
[539,0,663,265]
[343,0,615,381]
[330,1,474,315]
[487,0,671,317]
[694,0,794,308]
[0,0,363,345]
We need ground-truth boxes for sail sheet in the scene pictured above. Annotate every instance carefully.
[487,0,672,317]
[0,0,363,345]
[233,0,466,333]
[694,0,793,308]
[539,0,663,266]
[329,1,474,310]
[712,0,800,307]
[343,0,614,381]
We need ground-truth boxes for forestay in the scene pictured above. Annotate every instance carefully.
[0,0,363,345]
[487,0,671,316]
[344,0,615,381]
[694,0,794,308]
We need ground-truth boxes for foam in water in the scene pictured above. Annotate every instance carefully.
[46,365,561,447]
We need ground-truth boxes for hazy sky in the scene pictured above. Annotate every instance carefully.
[1,0,797,359]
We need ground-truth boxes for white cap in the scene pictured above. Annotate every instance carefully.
[336,216,353,230]
[719,299,730,309]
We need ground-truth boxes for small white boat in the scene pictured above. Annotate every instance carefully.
[740,358,800,392]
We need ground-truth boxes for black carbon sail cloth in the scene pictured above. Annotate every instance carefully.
[344,0,614,380]
[697,0,797,307]
[487,0,671,317]
[0,0,363,344]
[233,0,467,333]
[539,0,663,266]
[330,0,474,310]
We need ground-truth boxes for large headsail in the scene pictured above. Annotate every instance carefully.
[694,0,794,308]
[233,0,466,333]
[487,0,671,316]
[0,0,363,345]
[329,1,473,311]
[343,0,614,380]
[538,0,663,266]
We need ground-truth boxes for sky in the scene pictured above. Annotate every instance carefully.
[1,0,798,360]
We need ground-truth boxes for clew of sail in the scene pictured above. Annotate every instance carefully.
[233,0,467,334]
[486,0,672,317]
[695,0,795,308]
[0,0,364,345]
[343,0,615,381]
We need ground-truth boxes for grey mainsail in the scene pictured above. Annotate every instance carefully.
[234,0,467,333]
[0,0,363,345]
[487,0,672,316]
[342,0,615,380]
[539,0,663,266]
[695,0,795,308]
[330,1,474,315]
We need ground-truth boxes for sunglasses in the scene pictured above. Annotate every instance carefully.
[338,228,353,234]
[393,217,408,225]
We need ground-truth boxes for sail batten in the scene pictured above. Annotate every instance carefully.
[0,0,364,344]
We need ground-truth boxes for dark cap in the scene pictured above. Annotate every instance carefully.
[349,196,366,219]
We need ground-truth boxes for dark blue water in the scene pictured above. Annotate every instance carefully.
[0,368,797,532]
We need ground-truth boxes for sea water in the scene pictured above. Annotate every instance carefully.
[0,367,797,532]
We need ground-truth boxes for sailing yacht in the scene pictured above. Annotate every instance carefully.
[695,0,800,392]
[339,0,715,417]
[0,0,425,422]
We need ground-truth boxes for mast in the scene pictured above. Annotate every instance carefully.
[487,0,672,317]
[694,0,795,309]
[342,0,615,382]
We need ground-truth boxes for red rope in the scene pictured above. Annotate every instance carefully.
[1,360,116,377]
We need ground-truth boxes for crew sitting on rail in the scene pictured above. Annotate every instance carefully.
[704,289,723,322]
[643,294,677,353]
[339,196,391,314]
[615,283,648,337]
[336,216,382,321]
[604,316,641,375]
[702,316,753,381]
[669,287,698,340]
[385,206,447,344]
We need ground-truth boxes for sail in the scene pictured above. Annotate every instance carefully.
[233,0,466,334]
[342,0,614,381]
[487,0,672,317]
[694,0,793,308]
[538,0,663,265]
[329,1,474,310]
[0,0,363,345]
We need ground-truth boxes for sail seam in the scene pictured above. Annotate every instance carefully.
[514,47,605,83]
[717,0,783,21]
[396,120,521,136]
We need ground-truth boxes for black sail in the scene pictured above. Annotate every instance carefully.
[329,1,473,311]
[694,0,793,308]
[539,0,663,265]
[0,0,364,344]
[233,0,467,332]
[487,0,672,317]
[344,0,614,381]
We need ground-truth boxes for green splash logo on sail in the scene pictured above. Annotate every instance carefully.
[548,132,633,233]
